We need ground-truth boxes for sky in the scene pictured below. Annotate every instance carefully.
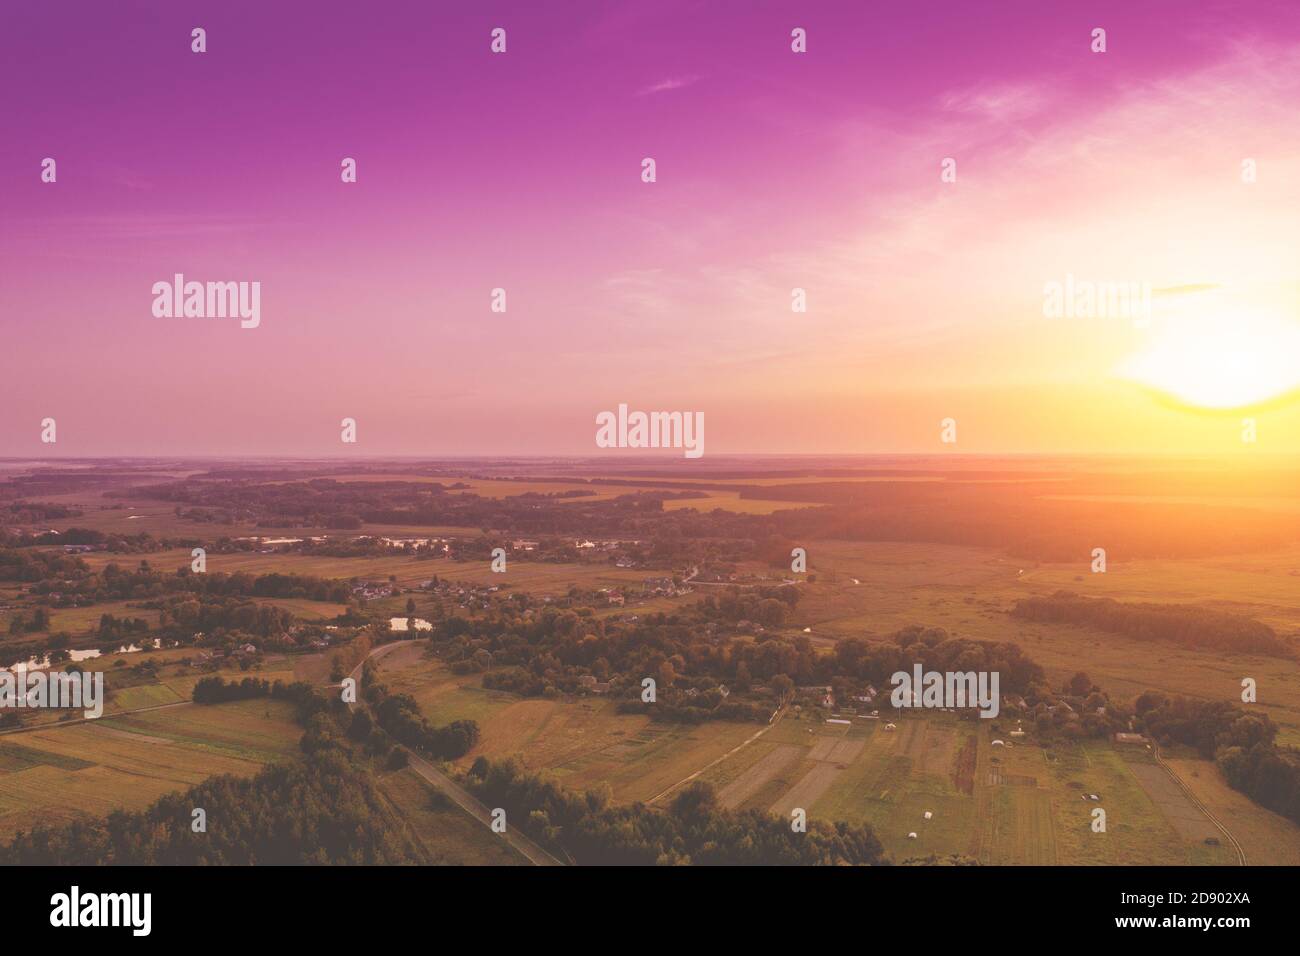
[2,0,1299,457]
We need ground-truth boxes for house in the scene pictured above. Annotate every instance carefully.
[923,811,933,820]
[991,739,1005,747]
[1114,732,1148,745]
[884,722,897,731]
[907,832,918,840]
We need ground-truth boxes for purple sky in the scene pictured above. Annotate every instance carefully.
[2,0,1298,456]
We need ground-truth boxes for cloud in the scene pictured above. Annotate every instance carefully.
[938,83,1049,123]
[637,75,701,96]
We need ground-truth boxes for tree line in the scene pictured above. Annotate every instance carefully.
[1135,692,1300,824]
[0,682,423,864]
[465,756,886,865]
[1011,591,1294,658]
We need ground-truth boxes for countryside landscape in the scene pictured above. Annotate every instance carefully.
[3,0,1299,907]
[2,455,1298,866]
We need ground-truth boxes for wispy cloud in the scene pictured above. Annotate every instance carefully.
[637,74,701,96]
[938,83,1049,123]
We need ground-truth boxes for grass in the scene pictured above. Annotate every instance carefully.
[1,599,160,638]
[1166,756,1300,865]
[374,652,763,803]
[11,478,1300,864]
[0,698,302,839]
[374,766,526,865]
[373,642,1300,866]
[792,539,1300,746]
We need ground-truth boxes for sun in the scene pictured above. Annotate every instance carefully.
[1117,304,1300,410]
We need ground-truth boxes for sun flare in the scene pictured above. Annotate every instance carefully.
[1118,303,1300,410]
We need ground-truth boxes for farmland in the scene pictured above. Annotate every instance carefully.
[0,698,302,839]
[373,767,526,865]
[372,648,761,803]
[5,455,1300,865]
[788,539,1300,746]
[368,630,1291,865]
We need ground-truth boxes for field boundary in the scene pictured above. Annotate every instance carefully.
[646,702,788,806]
[350,640,565,867]
[1152,742,1246,866]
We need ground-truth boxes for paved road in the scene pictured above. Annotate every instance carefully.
[347,641,564,866]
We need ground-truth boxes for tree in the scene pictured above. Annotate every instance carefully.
[348,710,372,742]
[1067,672,1093,696]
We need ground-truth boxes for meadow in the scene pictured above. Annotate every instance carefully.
[373,766,526,865]
[372,639,1299,864]
[0,698,302,839]
[789,539,1300,746]
[373,648,759,803]
[7,458,1300,864]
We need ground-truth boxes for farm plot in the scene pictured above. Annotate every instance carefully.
[0,699,301,839]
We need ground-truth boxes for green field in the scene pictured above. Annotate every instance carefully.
[76,547,654,598]
[693,711,1255,865]
[370,634,1294,864]
[790,539,1300,746]
[9,474,1300,864]
[374,649,760,803]
[373,767,525,865]
[0,698,303,839]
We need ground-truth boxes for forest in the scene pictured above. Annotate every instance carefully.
[1011,591,1295,657]
[1135,692,1300,824]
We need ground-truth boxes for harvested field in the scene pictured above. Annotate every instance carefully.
[770,726,866,817]
[1126,760,1221,843]
[717,744,802,809]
